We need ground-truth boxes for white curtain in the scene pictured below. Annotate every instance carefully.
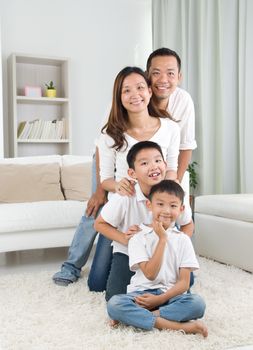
[152,0,253,194]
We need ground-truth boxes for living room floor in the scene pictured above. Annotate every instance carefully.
[0,246,94,275]
[0,248,252,350]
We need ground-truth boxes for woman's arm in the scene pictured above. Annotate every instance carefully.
[85,147,107,217]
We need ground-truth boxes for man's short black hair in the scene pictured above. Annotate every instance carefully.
[146,47,181,73]
[149,179,184,204]
[126,141,164,169]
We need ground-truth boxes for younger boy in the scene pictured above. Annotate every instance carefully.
[94,141,192,301]
[107,180,208,337]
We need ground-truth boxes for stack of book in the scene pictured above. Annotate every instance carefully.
[17,118,67,140]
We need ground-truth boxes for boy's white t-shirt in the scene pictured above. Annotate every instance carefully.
[127,224,199,293]
[168,87,197,151]
[100,183,192,255]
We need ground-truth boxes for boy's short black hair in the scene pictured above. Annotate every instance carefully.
[149,180,184,204]
[146,47,182,73]
[127,141,164,169]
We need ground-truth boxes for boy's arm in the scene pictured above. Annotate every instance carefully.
[135,267,191,310]
[94,214,137,246]
[138,221,167,281]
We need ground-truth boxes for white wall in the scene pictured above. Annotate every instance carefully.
[0,0,152,156]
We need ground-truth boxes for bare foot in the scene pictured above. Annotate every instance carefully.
[183,320,208,338]
[109,319,119,327]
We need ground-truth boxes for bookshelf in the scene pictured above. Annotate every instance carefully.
[8,53,72,157]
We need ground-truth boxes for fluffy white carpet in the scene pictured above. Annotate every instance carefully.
[0,257,253,350]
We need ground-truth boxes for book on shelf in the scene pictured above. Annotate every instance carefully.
[17,121,26,138]
[18,118,67,140]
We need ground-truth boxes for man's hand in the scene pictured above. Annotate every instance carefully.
[115,178,136,197]
[135,293,163,310]
[85,187,107,218]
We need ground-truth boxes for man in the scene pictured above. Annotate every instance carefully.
[146,47,197,182]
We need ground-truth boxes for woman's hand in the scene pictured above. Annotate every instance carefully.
[115,178,136,197]
[85,186,107,218]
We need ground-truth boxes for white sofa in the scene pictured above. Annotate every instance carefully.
[194,194,253,273]
[0,155,92,253]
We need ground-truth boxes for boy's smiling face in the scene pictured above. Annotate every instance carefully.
[127,148,167,196]
[147,191,184,230]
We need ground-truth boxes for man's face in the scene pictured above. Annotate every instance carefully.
[148,55,181,105]
[128,148,167,194]
[147,191,184,229]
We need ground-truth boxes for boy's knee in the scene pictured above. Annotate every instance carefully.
[107,295,122,316]
[193,294,206,318]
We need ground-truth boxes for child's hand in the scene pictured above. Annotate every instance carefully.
[152,220,167,239]
[135,293,163,310]
[123,225,140,244]
[115,178,136,197]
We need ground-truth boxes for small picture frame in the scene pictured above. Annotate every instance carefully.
[24,86,42,98]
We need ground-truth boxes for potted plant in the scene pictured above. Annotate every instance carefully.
[187,161,198,212]
[45,81,56,98]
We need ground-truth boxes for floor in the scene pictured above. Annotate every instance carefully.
[0,248,252,350]
[0,246,94,275]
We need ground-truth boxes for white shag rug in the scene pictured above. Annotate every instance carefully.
[0,257,253,350]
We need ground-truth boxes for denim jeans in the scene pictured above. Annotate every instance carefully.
[107,290,206,330]
[105,252,134,301]
[88,234,113,292]
[53,154,113,287]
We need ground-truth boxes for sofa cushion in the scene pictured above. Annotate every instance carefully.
[0,200,85,232]
[61,163,91,201]
[0,163,64,203]
[195,194,253,223]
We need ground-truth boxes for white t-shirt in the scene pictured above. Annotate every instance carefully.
[98,117,180,183]
[168,87,197,151]
[100,183,192,255]
[127,224,199,293]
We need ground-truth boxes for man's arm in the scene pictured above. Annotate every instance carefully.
[85,147,107,217]
[180,220,194,237]
[177,149,192,183]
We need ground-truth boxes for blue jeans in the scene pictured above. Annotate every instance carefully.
[107,290,206,330]
[53,154,113,288]
[88,234,112,291]
[105,252,134,301]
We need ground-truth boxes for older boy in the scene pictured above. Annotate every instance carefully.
[107,180,207,337]
[94,141,192,301]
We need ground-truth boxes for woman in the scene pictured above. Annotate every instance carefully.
[88,66,180,294]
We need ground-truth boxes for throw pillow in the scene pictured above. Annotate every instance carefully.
[61,163,91,201]
[0,163,64,203]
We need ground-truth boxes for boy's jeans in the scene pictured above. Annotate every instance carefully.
[107,290,206,330]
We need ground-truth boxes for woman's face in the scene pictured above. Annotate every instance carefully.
[121,73,152,114]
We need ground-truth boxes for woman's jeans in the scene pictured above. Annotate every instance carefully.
[107,290,206,330]
[52,154,113,290]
